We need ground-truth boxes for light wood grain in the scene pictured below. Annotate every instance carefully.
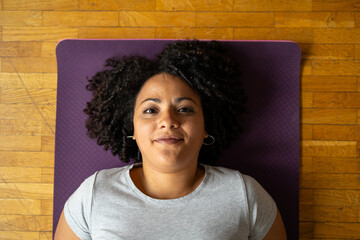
[0,231,39,240]
[2,27,78,42]
[119,11,196,27]
[301,76,357,92]
[155,27,233,40]
[79,0,155,11]
[0,11,42,27]
[3,0,78,10]
[196,12,274,27]
[42,11,119,27]
[78,27,156,39]
[300,205,357,222]
[0,215,52,231]
[275,12,354,28]
[234,0,312,11]
[299,44,354,60]
[234,27,313,43]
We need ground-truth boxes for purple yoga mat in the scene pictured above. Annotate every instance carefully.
[54,39,300,239]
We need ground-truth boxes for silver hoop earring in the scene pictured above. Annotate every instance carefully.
[127,136,134,139]
[203,135,215,145]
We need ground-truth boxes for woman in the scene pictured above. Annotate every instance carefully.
[55,40,287,239]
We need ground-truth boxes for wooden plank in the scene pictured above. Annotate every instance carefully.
[196,12,274,27]
[313,125,360,141]
[0,135,41,151]
[156,0,235,11]
[299,43,354,60]
[356,45,360,59]
[234,0,312,11]
[3,0,78,10]
[358,109,360,124]
[301,140,358,157]
[313,92,360,109]
[313,60,360,76]
[299,188,314,205]
[0,183,53,200]
[0,151,54,168]
[42,11,119,27]
[19,73,57,89]
[314,189,360,206]
[301,76,357,92]
[41,199,53,215]
[0,199,41,215]
[41,168,54,183]
[1,57,57,73]
[79,0,155,11]
[300,205,357,222]
[300,173,359,189]
[41,42,58,57]
[301,108,357,124]
[301,92,313,108]
[312,156,360,173]
[313,0,360,11]
[195,0,233,11]
[313,29,360,44]
[301,124,313,140]
[233,28,313,43]
[300,156,312,173]
[0,231,38,240]
[301,60,312,75]
[39,231,52,240]
[275,12,354,28]
[41,121,56,136]
[156,27,233,40]
[1,88,56,104]
[299,222,314,239]
[0,11,42,27]
[0,88,56,105]
[156,0,195,11]
[2,27,78,42]
[119,12,196,27]
[0,104,43,120]
[0,215,52,231]
[0,167,41,183]
[78,27,155,39]
[314,223,360,238]
[0,119,42,136]
[41,136,55,152]
[38,105,56,122]
[0,42,41,57]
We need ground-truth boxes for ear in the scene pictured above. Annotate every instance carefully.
[204,131,208,138]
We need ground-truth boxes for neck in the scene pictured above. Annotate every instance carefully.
[130,162,205,199]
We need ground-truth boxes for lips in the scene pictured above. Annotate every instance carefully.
[154,135,183,144]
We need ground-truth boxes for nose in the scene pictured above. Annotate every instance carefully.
[158,109,179,129]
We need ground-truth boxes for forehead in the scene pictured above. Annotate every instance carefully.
[136,73,200,101]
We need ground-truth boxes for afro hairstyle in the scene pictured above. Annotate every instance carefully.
[83,40,246,165]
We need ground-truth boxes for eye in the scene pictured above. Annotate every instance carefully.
[178,107,194,113]
[143,108,158,114]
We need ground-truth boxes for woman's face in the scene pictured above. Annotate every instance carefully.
[133,73,208,173]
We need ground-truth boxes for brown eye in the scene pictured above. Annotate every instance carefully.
[178,107,194,113]
[144,108,157,114]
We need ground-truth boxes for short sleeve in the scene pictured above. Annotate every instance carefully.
[64,172,98,240]
[243,174,277,240]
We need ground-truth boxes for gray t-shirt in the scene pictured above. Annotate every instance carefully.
[64,164,277,240]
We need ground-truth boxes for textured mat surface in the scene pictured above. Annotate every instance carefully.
[54,39,300,238]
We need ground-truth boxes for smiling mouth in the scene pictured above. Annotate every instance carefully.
[154,136,184,144]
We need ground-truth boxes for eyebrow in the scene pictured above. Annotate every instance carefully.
[140,97,197,105]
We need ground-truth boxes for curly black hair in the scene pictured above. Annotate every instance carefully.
[84,40,246,166]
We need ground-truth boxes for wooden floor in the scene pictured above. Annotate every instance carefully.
[0,0,359,239]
